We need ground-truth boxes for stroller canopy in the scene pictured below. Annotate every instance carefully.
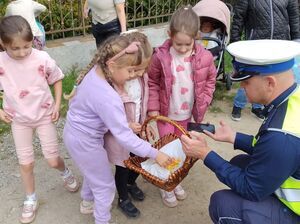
[193,0,231,38]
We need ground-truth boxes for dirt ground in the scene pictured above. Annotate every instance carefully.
[0,100,262,224]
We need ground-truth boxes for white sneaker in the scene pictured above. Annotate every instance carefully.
[80,200,94,214]
[19,199,39,224]
[159,189,178,207]
[174,185,187,200]
[62,169,80,192]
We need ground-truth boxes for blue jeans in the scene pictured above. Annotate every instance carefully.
[91,19,121,47]
[233,88,262,109]
[209,155,300,224]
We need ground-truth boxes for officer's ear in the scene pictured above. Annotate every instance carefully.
[265,76,276,90]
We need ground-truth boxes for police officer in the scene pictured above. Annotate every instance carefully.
[180,39,300,223]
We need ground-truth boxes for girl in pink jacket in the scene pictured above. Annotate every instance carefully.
[147,6,217,208]
[104,32,153,218]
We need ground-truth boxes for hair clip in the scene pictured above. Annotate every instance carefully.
[106,41,141,65]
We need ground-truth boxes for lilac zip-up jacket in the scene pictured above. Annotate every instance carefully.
[147,39,217,122]
[66,68,158,161]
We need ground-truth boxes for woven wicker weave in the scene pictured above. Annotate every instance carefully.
[124,115,198,192]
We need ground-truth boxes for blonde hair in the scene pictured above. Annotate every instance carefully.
[64,35,143,99]
[123,31,153,59]
[169,5,199,38]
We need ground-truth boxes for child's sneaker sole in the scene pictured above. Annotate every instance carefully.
[80,200,94,215]
[174,185,187,201]
[63,175,80,192]
[19,200,39,224]
[160,190,178,208]
[175,191,187,200]
[161,198,178,207]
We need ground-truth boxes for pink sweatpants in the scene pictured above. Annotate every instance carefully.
[11,120,59,165]
[157,118,190,138]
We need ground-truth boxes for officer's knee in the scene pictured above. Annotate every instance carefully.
[209,190,229,223]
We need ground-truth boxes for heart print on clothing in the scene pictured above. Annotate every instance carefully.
[176,65,185,72]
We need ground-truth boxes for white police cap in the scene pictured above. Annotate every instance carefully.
[226,40,300,81]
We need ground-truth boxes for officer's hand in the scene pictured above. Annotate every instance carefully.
[180,132,211,160]
[204,120,236,144]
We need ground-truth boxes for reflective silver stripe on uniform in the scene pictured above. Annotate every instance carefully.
[218,217,242,223]
[267,128,300,139]
[275,188,300,202]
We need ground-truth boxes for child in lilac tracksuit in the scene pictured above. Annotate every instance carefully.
[63,35,172,224]
[104,32,153,218]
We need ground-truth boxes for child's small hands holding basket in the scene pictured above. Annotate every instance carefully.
[129,122,142,134]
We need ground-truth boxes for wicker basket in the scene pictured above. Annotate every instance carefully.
[124,115,198,192]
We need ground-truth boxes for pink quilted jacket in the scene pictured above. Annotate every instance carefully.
[104,75,149,167]
[147,39,217,122]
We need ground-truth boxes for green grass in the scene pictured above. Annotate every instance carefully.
[209,106,223,113]
[212,51,239,102]
[0,122,10,137]
[0,92,10,136]
[60,69,78,117]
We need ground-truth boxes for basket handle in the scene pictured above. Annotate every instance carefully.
[140,115,190,142]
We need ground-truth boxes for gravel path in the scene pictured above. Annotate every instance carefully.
[0,101,261,224]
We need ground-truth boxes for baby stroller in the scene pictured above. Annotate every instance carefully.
[193,0,233,90]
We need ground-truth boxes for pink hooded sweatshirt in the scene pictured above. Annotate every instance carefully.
[147,39,217,122]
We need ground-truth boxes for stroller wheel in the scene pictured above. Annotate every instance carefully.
[225,74,232,90]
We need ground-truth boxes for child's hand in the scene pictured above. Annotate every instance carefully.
[51,105,60,122]
[148,111,159,117]
[129,122,142,134]
[155,151,174,168]
[140,125,156,141]
[0,109,12,123]
[147,125,156,140]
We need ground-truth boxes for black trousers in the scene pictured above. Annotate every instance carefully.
[115,154,140,200]
[209,154,300,224]
[91,19,121,47]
